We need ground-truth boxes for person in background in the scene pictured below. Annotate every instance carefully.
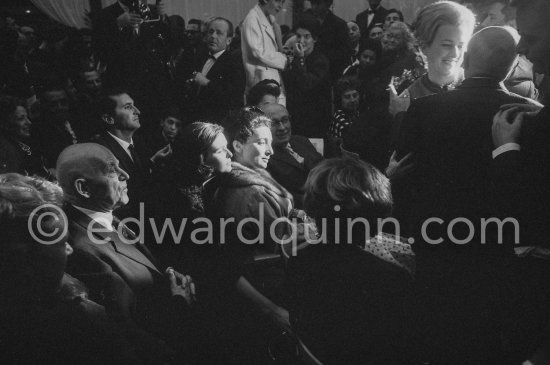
[247,79,282,107]
[242,0,290,106]
[383,8,405,30]
[356,0,387,40]
[368,23,384,40]
[328,76,361,142]
[0,95,50,178]
[283,15,331,138]
[347,20,361,66]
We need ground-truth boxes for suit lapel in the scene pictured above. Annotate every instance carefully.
[272,146,304,170]
[70,207,161,275]
[102,133,138,176]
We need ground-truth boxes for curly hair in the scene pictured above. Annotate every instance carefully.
[223,106,272,152]
[382,21,417,52]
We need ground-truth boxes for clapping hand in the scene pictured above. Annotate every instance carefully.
[492,105,531,148]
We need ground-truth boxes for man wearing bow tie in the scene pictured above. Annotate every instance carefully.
[356,0,387,40]
[187,17,244,121]
[57,143,196,343]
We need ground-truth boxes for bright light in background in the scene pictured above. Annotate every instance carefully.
[25,10,31,14]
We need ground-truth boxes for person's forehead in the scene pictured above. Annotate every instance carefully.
[186,24,200,32]
[111,93,133,107]
[250,126,272,139]
[296,28,312,35]
[210,20,228,32]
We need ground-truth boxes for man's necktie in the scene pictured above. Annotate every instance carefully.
[128,144,143,170]
[286,144,304,165]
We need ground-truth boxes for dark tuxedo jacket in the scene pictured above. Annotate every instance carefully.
[267,135,323,208]
[93,132,153,219]
[396,77,539,247]
[190,49,244,121]
[356,6,387,40]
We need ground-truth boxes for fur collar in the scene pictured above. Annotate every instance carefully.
[220,162,292,200]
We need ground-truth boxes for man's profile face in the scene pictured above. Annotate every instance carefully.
[88,150,130,211]
[109,93,141,132]
[516,0,550,75]
[207,20,231,54]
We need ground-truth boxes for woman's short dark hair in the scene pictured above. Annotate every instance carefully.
[0,95,25,132]
[304,158,393,239]
[334,76,361,101]
[293,14,321,39]
[247,80,281,106]
[224,106,272,151]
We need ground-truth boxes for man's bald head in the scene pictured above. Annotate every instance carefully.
[56,143,129,210]
[465,26,519,81]
[262,103,292,146]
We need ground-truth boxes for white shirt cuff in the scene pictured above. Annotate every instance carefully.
[492,143,520,159]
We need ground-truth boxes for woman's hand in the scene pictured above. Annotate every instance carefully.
[388,85,410,117]
[167,268,196,305]
[293,42,304,58]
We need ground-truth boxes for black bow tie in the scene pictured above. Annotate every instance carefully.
[367,8,376,14]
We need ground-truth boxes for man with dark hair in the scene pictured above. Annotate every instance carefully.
[247,79,281,106]
[185,17,244,121]
[356,0,387,40]
[92,89,170,221]
[306,0,352,79]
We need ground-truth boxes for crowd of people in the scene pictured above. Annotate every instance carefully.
[1,0,550,363]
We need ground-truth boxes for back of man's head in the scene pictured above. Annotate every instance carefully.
[56,143,113,205]
[465,26,519,81]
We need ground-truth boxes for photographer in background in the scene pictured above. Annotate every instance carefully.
[92,0,172,131]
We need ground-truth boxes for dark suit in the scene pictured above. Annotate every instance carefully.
[66,206,164,317]
[304,9,351,79]
[93,132,153,220]
[356,6,387,40]
[189,49,244,121]
[395,77,539,363]
[284,48,332,137]
[267,135,323,209]
[65,205,195,351]
[396,77,538,244]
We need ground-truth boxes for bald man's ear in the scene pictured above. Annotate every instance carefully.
[74,178,91,199]
[102,114,114,125]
